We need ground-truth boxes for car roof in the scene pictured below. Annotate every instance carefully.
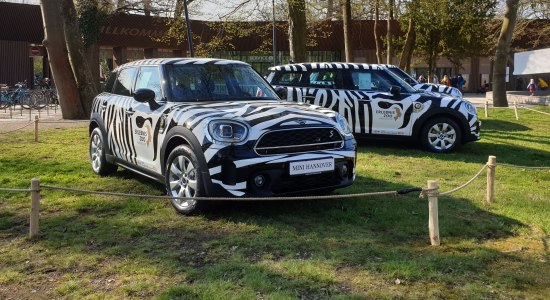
[268,62,390,72]
[114,58,249,71]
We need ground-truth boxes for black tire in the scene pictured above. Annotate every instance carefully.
[32,93,47,109]
[165,145,206,215]
[89,127,117,175]
[420,117,462,153]
[19,94,32,109]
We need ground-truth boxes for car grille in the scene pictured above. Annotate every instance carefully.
[255,127,343,155]
[272,172,340,194]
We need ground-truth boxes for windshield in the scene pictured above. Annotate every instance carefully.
[167,63,279,102]
[382,68,418,93]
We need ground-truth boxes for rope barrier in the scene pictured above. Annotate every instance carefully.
[1,162,546,200]
[518,106,550,116]
[496,163,550,170]
[40,184,415,201]
[439,164,488,196]
[39,120,88,124]
[0,121,32,134]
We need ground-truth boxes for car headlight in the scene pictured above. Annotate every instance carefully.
[335,114,353,136]
[464,102,477,115]
[208,119,249,143]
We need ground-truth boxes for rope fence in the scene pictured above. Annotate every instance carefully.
[484,100,550,120]
[1,155,548,245]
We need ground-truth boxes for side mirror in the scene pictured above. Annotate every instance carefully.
[134,88,161,110]
[274,87,288,100]
[390,86,401,98]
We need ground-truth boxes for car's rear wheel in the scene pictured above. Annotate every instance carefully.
[421,117,462,153]
[89,127,117,175]
[165,145,205,215]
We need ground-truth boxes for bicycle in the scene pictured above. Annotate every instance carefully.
[0,83,30,109]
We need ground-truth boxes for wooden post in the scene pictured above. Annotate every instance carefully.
[514,102,519,120]
[34,116,39,142]
[30,178,41,238]
[484,101,489,118]
[9,104,12,118]
[427,180,440,246]
[486,156,496,204]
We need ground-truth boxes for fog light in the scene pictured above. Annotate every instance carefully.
[254,175,266,187]
[339,165,349,179]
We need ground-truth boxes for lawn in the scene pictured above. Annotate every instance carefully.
[1,107,549,299]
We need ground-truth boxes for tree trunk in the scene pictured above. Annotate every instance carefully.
[374,0,383,64]
[399,17,415,70]
[327,0,334,19]
[40,0,84,119]
[287,0,307,63]
[386,0,394,64]
[60,0,99,117]
[143,0,152,16]
[492,0,519,107]
[342,0,353,62]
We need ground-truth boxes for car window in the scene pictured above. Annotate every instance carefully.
[113,67,137,96]
[308,70,341,88]
[272,72,303,86]
[135,66,162,101]
[350,69,415,93]
[104,71,117,93]
[167,63,278,102]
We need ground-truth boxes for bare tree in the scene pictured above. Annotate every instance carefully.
[493,0,520,107]
[342,0,353,62]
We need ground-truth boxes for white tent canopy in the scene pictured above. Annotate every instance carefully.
[513,48,550,75]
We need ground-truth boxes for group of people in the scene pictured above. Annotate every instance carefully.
[526,78,548,96]
[439,74,467,92]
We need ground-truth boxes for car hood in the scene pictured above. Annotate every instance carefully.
[169,100,339,127]
[413,83,463,98]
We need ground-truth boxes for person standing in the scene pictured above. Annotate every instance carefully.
[527,79,537,96]
[440,75,450,86]
[537,78,548,90]
[457,74,466,92]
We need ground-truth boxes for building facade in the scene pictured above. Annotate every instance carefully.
[0,2,503,93]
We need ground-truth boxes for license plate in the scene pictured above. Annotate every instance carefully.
[289,158,334,176]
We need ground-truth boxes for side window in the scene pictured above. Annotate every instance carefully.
[308,70,342,88]
[135,66,162,101]
[104,71,117,93]
[350,70,394,92]
[113,67,137,96]
[272,72,303,86]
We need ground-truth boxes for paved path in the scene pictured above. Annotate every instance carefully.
[0,105,87,132]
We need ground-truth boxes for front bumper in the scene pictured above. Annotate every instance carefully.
[204,138,356,197]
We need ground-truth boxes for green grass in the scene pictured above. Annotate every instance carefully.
[1,107,549,299]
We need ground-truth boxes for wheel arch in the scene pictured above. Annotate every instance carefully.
[160,126,208,175]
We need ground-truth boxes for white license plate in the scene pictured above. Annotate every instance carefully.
[289,158,334,176]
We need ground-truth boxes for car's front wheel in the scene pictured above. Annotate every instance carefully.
[89,127,117,175]
[165,145,205,215]
[421,117,462,153]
